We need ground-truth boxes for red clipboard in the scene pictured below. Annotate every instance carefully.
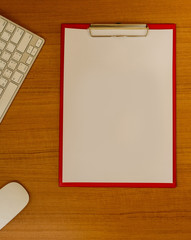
[59,23,176,188]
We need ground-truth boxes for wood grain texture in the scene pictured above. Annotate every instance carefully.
[0,0,190,239]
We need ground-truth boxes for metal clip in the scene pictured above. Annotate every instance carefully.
[89,24,149,37]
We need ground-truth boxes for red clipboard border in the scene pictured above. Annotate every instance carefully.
[59,23,176,188]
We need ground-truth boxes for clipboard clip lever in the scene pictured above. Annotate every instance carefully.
[89,24,149,37]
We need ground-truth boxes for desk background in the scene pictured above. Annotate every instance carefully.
[0,0,191,239]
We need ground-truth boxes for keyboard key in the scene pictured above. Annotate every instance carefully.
[1,31,11,41]
[26,56,33,65]
[11,28,24,44]
[0,40,6,50]
[36,39,43,47]
[0,18,7,32]
[8,60,17,70]
[31,47,38,56]
[1,51,11,61]
[12,52,22,61]
[17,32,32,53]
[6,42,16,52]
[3,69,12,78]
[27,45,33,54]
[18,63,28,73]
[11,71,23,84]
[0,60,6,69]
[5,23,15,33]
[0,82,17,117]
[0,77,8,87]
[0,88,3,95]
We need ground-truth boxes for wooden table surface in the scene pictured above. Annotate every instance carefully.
[0,0,191,239]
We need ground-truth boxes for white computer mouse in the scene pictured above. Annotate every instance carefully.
[0,182,29,230]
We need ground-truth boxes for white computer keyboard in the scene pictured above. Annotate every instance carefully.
[0,15,45,123]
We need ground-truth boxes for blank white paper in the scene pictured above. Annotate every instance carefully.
[62,28,173,183]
